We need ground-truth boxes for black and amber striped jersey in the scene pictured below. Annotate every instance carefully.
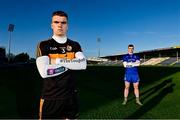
[36,38,82,99]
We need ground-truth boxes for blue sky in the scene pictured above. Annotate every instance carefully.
[0,0,179,58]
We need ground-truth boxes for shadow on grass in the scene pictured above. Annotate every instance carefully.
[0,65,179,118]
[76,66,124,114]
[77,66,179,115]
[127,78,172,102]
[125,79,175,119]
[0,63,42,119]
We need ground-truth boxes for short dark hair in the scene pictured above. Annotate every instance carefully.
[52,11,68,20]
[128,44,134,48]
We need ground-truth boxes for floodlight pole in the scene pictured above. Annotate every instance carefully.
[143,54,146,62]
[97,38,101,58]
[177,51,179,62]
[8,31,12,62]
[8,24,14,62]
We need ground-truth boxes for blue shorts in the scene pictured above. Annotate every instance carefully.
[124,74,140,83]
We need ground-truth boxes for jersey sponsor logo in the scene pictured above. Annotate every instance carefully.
[47,67,66,75]
[59,58,86,63]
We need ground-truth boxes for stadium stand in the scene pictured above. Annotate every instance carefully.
[99,46,180,66]
[87,57,108,65]
[87,57,108,62]
[99,60,123,66]
[141,57,169,65]
[158,57,178,65]
[173,60,180,66]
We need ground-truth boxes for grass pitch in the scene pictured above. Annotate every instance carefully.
[0,64,179,119]
[77,66,180,119]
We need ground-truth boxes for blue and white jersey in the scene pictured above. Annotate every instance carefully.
[123,54,140,75]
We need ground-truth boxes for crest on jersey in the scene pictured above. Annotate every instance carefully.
[66,45,72,51]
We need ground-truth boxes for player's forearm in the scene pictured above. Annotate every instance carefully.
[123,62,127,67]
[123,62,132,68]
[56,51,87,70]
[56,58,87,70]
[132,61,140,66]
[36,56,67,78]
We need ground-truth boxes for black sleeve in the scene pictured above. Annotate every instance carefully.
[73,41,82,53]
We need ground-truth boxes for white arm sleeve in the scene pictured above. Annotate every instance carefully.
[56,52,87,70]
[123,61,133,68]
[36,56,68,78]
[132,60,140,67]
[123,61,127,67]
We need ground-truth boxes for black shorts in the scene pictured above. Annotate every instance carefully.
[39,95,78,119]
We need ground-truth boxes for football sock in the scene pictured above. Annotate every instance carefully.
[136,97,143,106]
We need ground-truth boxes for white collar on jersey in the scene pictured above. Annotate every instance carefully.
[52,35,67,44]
[128,52,133,55]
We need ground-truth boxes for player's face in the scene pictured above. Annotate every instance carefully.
[51,15,68,36]
[128,47,134,54]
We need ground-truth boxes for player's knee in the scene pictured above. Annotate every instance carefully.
[133,86,138,89]
[125,86,129,89]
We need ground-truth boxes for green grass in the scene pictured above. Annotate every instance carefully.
[0,64,180,119]
[77,66,180,119]
[0,85,18,118]
[0,64,41,118]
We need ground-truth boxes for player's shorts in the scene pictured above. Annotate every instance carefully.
[39,94,78,119]
[124,74,140,83]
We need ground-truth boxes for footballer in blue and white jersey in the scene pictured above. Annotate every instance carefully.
[122,44,142,106]
[123,53,140,83]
